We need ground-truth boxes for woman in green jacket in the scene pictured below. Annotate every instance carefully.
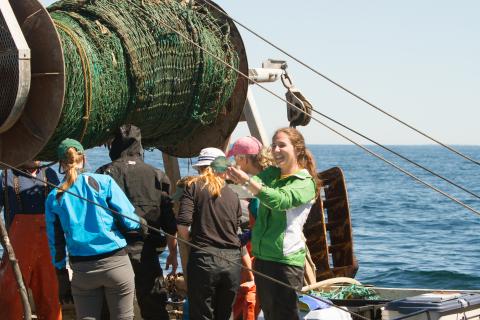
[227,127,320,320]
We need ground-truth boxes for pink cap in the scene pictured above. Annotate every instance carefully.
[227,136,263,158]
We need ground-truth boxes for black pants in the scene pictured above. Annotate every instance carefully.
[187,247,241,320]
[129,240,169,320]
[254,258,304,320]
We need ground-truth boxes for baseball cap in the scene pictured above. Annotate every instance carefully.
[57,138,84,160]
[227,136,262,158]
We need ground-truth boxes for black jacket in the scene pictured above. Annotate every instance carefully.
[96,125,176,245]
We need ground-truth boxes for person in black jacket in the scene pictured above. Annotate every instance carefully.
[96,124,178,320]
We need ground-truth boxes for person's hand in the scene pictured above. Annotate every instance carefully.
[56,269,74,305]
[165,252,178,275]
[226,166,250,185]
[138,217,149,239]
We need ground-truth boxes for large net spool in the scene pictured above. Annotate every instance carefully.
[0,0,248,166]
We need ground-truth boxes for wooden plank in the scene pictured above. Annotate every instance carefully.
[304,167,358,281]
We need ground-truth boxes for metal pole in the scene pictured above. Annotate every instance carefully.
[243,89,269,146]
[0,219,32,320]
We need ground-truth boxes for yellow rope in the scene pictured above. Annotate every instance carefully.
[54,21,92,143]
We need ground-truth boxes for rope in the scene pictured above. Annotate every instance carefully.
[134,2,480,217]
[0,160,371,320]
[202,0,480,167]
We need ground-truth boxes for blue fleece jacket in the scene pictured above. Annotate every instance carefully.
[45,172,140,269]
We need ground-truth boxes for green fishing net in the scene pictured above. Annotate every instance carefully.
[310,284,380,300]
[39,0,239,159]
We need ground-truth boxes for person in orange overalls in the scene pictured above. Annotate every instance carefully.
[0,161,62,320]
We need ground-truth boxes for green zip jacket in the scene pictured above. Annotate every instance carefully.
[251,166,316,267]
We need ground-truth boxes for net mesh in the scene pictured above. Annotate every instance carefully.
[39,0,239,159]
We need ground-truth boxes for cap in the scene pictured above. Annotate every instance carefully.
[57,138,84,160]
[227,136,262,158]
[192,147,226,168]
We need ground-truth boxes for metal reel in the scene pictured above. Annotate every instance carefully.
[0,0,64,168]
[0,1,30,134]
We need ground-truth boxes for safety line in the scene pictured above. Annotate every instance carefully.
[0,160,370,320]
[202,0,480,167]
[132,2,480,217]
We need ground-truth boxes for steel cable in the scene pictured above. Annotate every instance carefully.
[0,160,371,320]
[202,0,480,167]
[136,2,480,216]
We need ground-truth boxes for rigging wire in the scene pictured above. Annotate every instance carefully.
[202,0,480,167]
[0,160,371,320]
[131,1,480,216]
[189,3,480,202]
[308,107,480,200]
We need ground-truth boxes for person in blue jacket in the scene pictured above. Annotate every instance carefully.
[45,138,142,320]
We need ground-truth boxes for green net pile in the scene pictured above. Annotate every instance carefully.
[310,284,381,300]
[39,0,239,159]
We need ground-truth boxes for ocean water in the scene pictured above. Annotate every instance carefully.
[2,145,479,290]
[309,145,480,290]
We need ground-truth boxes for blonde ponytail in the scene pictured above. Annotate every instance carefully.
[188,166,224,197]
[58,148,84,195]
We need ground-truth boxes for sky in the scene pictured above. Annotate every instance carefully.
[41,0,480,145]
